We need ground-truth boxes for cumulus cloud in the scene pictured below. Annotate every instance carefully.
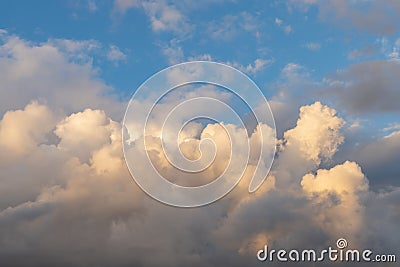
[214,104,398,264]
[0,32,399,267]
[0,101,55,158]
[0,33,123,119]
[301,161,369,239]
[55,109,118,163]
[283,101,345,164]
[302,161,368,196]
[0,98,398,267]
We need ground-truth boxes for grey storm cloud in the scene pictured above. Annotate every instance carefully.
[325,60,400,114]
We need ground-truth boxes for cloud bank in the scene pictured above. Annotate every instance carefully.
[0,32,399,267]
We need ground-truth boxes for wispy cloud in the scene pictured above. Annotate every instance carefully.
[275,17,292,34]
[113,0,191,35]
[225,58,274,75]
[107,45,127,63]
[303,42,321,51]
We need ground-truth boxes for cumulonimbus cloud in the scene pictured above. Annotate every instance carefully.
[0,98,398,266]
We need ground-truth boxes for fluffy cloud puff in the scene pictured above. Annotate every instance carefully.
[283,101,345,164]
[0,33,122,119]
[301,161,369,241]
[0,101,55,158]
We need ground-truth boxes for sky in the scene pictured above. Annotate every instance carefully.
[0,0,400,266]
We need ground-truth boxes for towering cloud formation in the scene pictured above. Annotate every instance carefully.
[0,98,398,267]
[284,102,345,163]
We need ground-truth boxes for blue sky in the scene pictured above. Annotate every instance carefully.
[2,1,399,135]
[1,0,398,98]
[0,1,400,266]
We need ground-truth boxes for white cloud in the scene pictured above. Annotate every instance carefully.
[163,42,212,64]
[274,18,283,26]
[188,54,213,61]
[87,0,98,12]
[107,45,127,63]
[284,101,345,164]
[375,37,400,61]
[383,123,400,133]
[48,38,101,63]
[0,101,55,158]
[302,161,368,197]
[50,38,100,52]
[0,33,122,119]
[208,12,262,40]
[0,97,398,266]
[113,0,191,35]
[113,0,140,14]
[142,1,189,33]
[162,39,184,64]
[304,42,321,51]
[162,44,272,74]
[301,161,369,238]
[284,25,292,34]
[280,62,311,84]
[274,18,292,34]
[225,58,273,75]
[55,109,117,163]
